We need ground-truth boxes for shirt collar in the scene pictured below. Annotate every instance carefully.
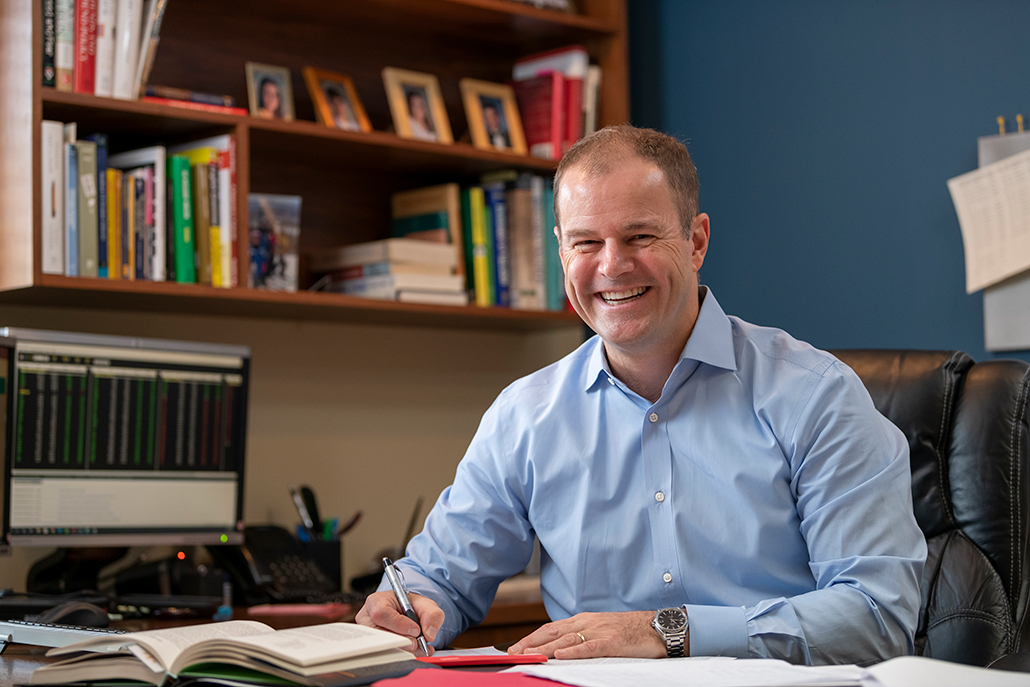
[584,286,737,392]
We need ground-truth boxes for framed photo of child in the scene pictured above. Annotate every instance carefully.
[382,67,453,144]
[245,62,295,121]
[303,67,372,132]
[459,78,527,155]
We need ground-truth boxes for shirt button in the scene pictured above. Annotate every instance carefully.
[607,377,615,385]
[649,412,658,423]
[655,491,665,503]
[663,572,673,583]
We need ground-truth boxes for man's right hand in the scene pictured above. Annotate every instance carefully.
[355,590,445,655]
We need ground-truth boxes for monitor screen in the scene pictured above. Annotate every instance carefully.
[0,328,248,548]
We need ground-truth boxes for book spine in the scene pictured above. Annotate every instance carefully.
[111,0,142,99]
[483,183,510,306]
[470,187,493,307]
[75,140,98,276]
[42,0,57,87]
[41,121,65,274]
[391,211,450,238]
[142,165,154,280]
[529,175,547,310]
[217,157,232,288]
[73,0,97,94]
[133,0,168,97]
[90,134,108,277]
[140,96,247,116]
[121,171,133,280]
[107,167,122,279]
[64,141,78,275]
[93,0,116,97]
[543,178,564,311]
[55,0,75,91]
[134,174,145,279]
[193,162,212,285]
[168,156,195,283]
[164,166,175,282]
[563,77,583,154]
[207,162,221,287]
[226,137,238,287]
[151,155,167,282]
[145,85,235,106]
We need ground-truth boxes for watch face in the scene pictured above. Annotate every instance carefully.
[656,608,686,632]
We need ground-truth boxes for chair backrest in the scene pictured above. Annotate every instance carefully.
[832,350,1030,666]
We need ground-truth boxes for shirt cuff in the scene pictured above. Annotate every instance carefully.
[684,604,748,658]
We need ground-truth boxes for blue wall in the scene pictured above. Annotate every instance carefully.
[628,0,1030,362]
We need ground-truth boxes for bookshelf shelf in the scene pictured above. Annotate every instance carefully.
[0,276,582,331]
[0,0,627,328]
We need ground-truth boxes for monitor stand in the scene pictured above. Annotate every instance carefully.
[26,547,128,594]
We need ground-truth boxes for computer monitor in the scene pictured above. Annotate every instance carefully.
[0,328,248,549]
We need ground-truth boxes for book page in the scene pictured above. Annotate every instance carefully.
[175,622,410,671]
[48,620,273,670]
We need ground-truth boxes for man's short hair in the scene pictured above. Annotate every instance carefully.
[553,125,699,237]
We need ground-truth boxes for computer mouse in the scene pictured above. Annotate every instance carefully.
[35,601,111,627]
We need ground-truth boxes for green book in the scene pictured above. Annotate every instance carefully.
[390,210,449,239]
[75,139,99,278]
[543,179,564,311]
[167,155,196,283]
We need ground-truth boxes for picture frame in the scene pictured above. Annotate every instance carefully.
[381,67,453,144]
[459,78,527,155]
[245,62,295,121]
[303,67,372,133]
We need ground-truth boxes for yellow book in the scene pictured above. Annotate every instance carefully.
[106,168,122,280]
[469,187,491,307]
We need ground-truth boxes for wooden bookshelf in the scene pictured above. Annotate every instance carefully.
[0,0,628,329]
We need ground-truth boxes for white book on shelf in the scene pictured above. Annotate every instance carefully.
[108,145,166,281]
[41,120,65,275]
[111,0,143,99]
[93,0,117,97]
[339,272,466,294]
[312,238,459,273]
[132,0,168,98]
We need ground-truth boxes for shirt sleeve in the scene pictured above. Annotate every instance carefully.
[687,361,927,665]
[377,394,536,649]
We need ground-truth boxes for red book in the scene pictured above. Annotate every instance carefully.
[512,72,564,161]
[563,76,583,154]
[142,96,248,116]
[73,0,96,93]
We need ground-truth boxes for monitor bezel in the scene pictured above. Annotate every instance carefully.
[0,328,249,549]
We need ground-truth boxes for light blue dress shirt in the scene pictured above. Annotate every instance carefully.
[391,288,927,665]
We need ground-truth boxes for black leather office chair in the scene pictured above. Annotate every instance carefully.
[832,350,1030,667]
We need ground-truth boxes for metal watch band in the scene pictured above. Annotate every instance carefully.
[666,633,685,658]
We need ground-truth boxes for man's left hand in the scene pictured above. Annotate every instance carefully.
[507,611,671,659]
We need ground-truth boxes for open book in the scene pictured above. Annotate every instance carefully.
[31,620,419,687]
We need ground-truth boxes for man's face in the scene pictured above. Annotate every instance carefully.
[484,106,500,132]
[557,156,709,361]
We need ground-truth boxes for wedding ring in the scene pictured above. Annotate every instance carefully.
[576,632,586,644]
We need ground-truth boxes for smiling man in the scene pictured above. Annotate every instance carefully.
[356,125,926,665]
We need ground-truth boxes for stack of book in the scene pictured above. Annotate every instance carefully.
[312,238,467,306]
[511,45,602,160]
[41,120,237,286]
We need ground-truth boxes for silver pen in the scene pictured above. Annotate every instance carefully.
[382,557,429,656]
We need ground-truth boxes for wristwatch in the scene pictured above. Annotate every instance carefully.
[652,606,688,658]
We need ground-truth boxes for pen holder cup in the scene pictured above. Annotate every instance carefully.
[300,538,342,591]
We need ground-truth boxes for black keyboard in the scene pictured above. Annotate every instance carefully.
[0,619,128,648]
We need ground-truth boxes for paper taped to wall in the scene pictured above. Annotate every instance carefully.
[947,146,1030,293]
